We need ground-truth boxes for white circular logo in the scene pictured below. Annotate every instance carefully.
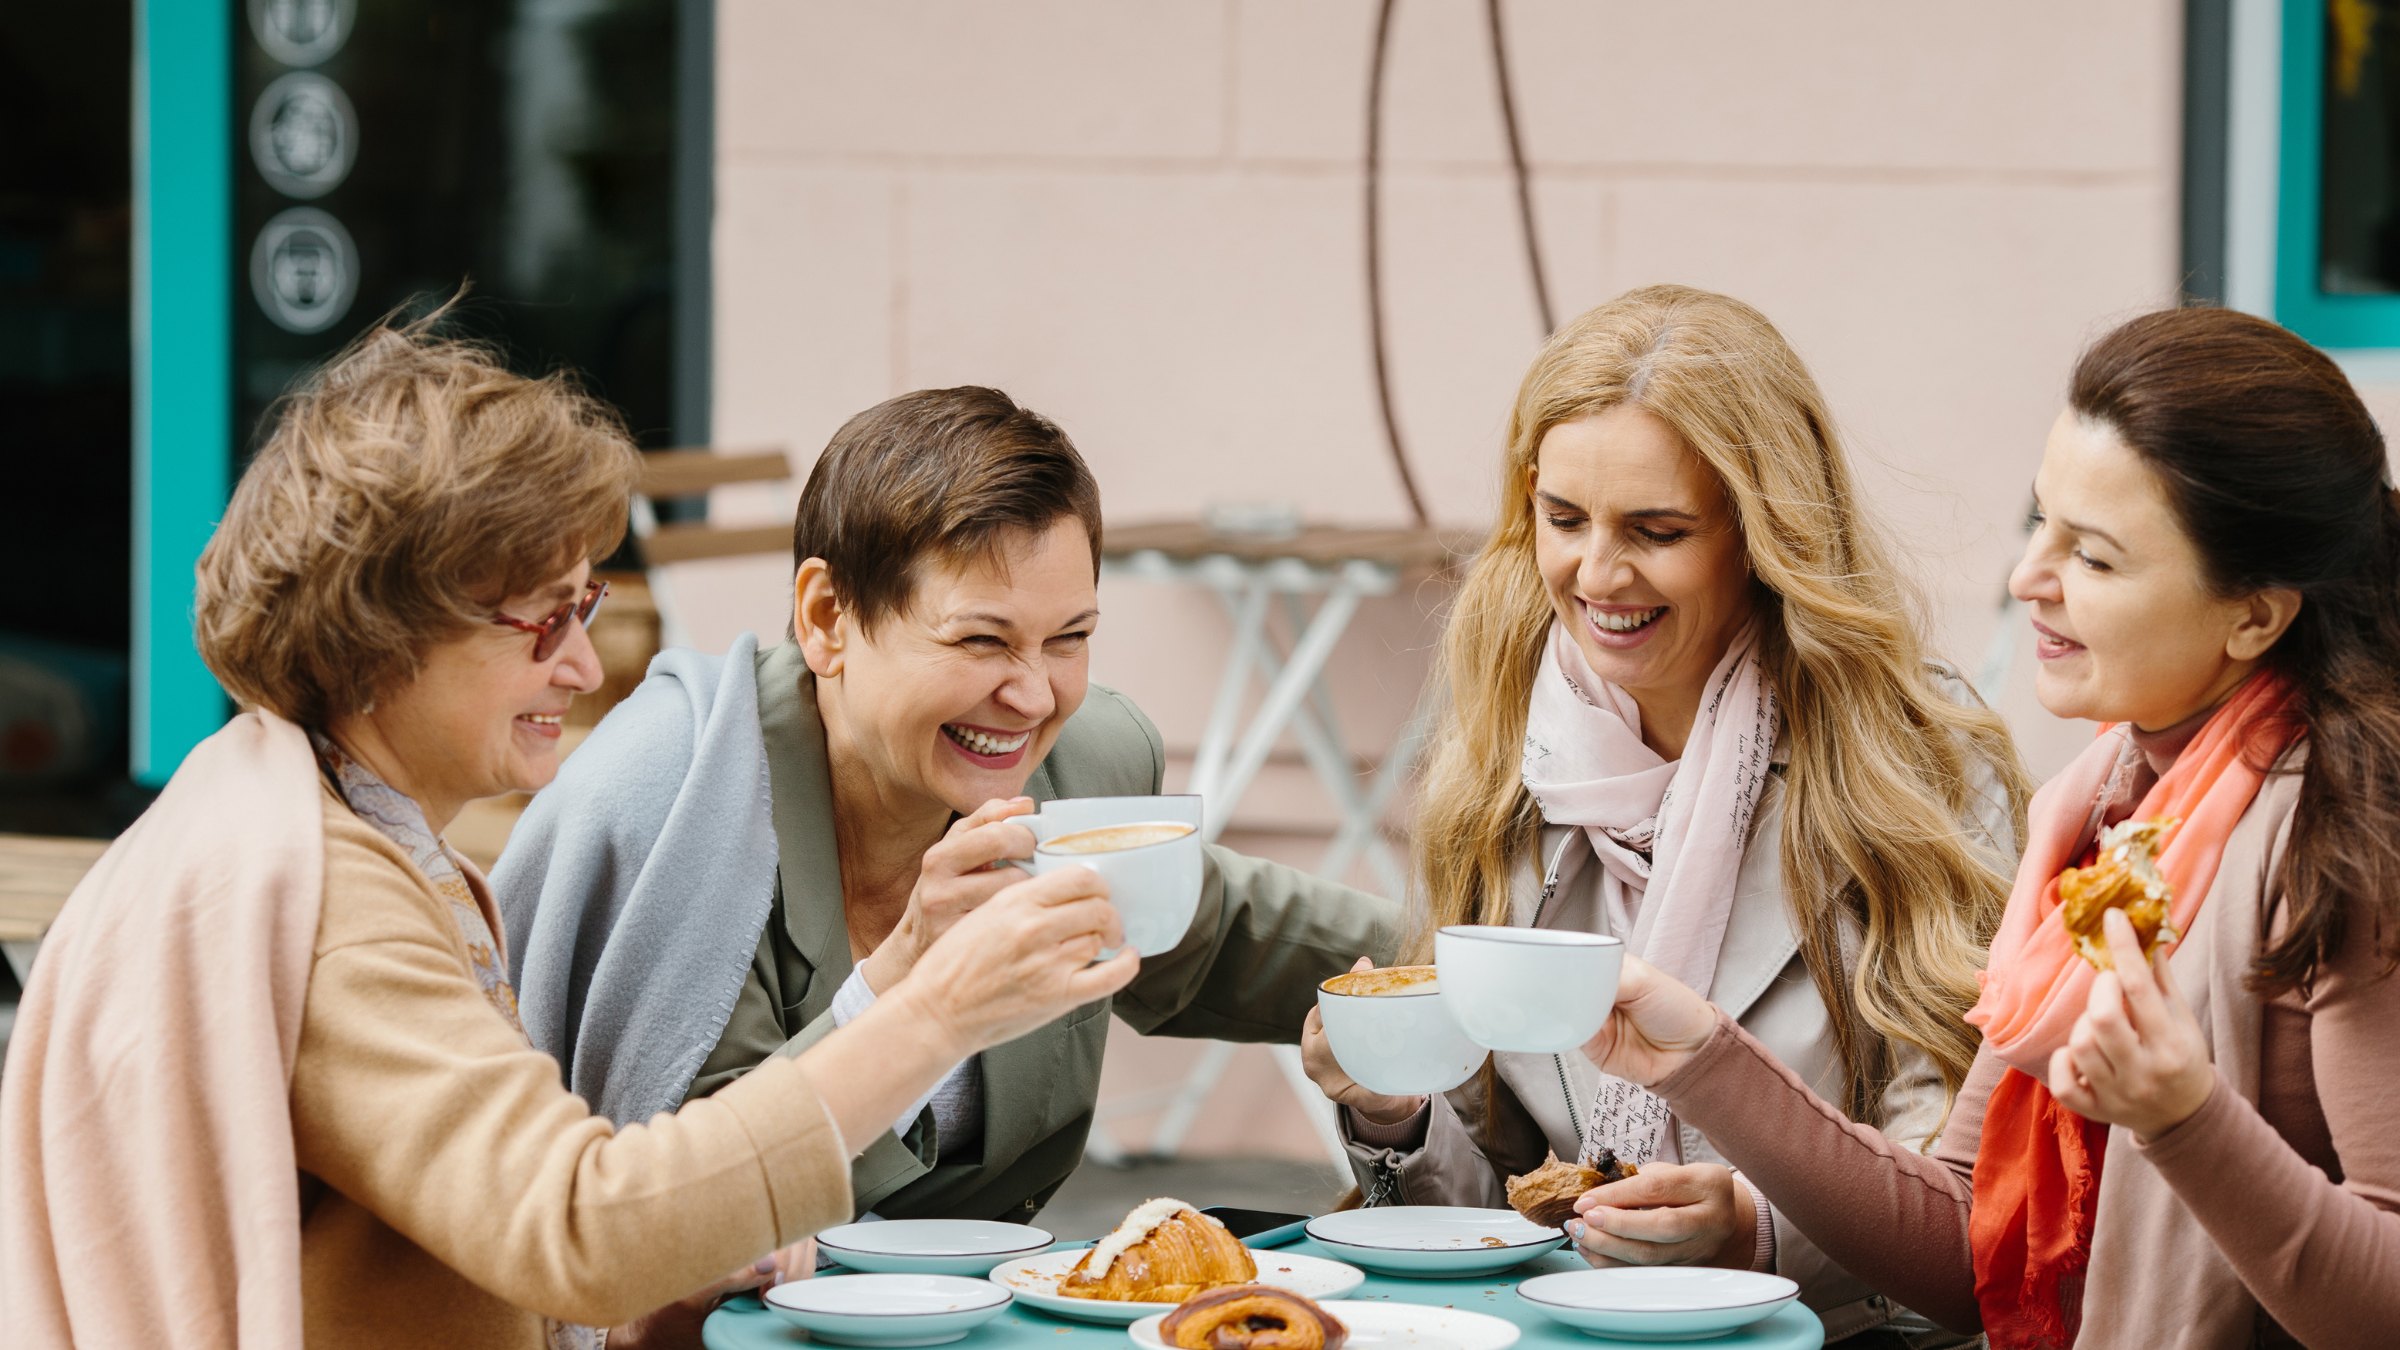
[250,208,360,335]
[250,72,356,199]
[248,0,355,67]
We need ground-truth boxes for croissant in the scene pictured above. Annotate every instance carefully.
[1161,1285,1347,1350]
[1058,1198,1257,1303]
[2059,817,2179,970]
[1506,1148,1636,1227]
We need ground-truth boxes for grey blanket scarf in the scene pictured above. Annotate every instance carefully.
[494,634,779,1127]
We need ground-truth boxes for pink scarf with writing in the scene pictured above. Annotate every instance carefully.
[1520,621,1778,1000]
[1521,620,1778,1165]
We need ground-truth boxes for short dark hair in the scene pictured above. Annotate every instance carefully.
[793,386,1102,631]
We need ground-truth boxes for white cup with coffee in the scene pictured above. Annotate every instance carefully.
[1007,801,1204,957]
[1434,925,1625,1053]
[1022,793,1201,845]
[1315,965,1486,1095]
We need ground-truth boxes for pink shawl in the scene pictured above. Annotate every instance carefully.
[0,711,324,1350]
[1519,620,1778,1000]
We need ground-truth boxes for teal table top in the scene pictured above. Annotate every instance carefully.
[702,1239,1823,1349]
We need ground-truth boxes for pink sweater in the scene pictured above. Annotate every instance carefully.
[1655,857,2400,1347]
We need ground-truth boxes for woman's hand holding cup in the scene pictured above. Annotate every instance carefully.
[856,797,1042,997]
[888,866,1139,1057]
[1300,957,1429,1126]
[1579,955,1721,1087]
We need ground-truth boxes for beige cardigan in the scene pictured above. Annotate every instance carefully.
[296,785,854,1345]
[1,712,855,1350]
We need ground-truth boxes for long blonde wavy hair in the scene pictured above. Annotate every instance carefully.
[1414,285,2030,1116]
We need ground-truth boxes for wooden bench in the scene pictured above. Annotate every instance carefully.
[634,447,795,565]
[628,447,796,647]
[0,834,110,985]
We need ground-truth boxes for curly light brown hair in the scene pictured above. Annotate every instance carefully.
[195,320,640,726]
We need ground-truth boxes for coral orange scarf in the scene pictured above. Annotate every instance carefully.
[1963,672,2300,1348]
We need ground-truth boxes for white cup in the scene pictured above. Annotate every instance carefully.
[1315,966,1486,1096]
[1006,804,1204,957]
[1021,794,1202,845]
[1434,926,1625,1053]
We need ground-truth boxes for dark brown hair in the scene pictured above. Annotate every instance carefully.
[2070,307,2400,993]
[196,319,639,726]
[792,386,1102,630]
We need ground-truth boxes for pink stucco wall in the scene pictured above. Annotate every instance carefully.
[683,1,2185,1160]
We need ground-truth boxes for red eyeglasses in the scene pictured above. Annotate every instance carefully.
[490,578,608,662]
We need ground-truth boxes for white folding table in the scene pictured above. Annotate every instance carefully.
[1080,522,1470,1171]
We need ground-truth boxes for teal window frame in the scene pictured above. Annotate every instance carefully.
[133,0,233,785]
[2273,0,2400,344]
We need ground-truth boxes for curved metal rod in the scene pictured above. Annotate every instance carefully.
[1365,0,1430,528]
[1486,0,1556,336]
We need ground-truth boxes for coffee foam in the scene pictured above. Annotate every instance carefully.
[1323,965,1440,997]
[1042,821,1196,855]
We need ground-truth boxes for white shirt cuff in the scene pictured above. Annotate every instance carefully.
[830,966,941,1138]
[830,964,878,1027]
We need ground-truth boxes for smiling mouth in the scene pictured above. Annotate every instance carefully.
[2032,621,2085,657]
[518,713,564,727]
[1587,605,1665,634]
[943,723,1031,757]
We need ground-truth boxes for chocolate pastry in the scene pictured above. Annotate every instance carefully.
[1506,1149,1636,1228]
[2059,817,2179,970]
[1059,1198,1257,1303]
[1161,1285,1347,1350]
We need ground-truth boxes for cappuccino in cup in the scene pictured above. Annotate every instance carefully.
[1041,822,1196,855]
[1321,964,1440,997]
[1315,964,1482,1095]
[1005,811,1204,957]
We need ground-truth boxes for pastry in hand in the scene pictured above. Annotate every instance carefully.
[1058,1198,1257,1303]
[1506,1149,1636,1228]
[1161,1285,1347,1350]
[2059,817,2178,970]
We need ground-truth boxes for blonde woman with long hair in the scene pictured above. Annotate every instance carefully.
[1301,285,2029,1344]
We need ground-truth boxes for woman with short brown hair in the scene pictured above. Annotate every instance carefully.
[0,324,1134,1350]
[497,385,1400,1226]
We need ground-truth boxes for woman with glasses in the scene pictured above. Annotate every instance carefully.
[0,321,1136,1350]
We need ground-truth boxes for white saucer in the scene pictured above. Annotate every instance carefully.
[1131,1300,1520,1350]
[985,1247,1363,1325]
[1303,1206,1565,1278]
[815,1219,1054,1276]
[762,1273,1011,1347]
[1516,1268,1801,1341]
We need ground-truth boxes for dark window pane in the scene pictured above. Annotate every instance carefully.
[235,0,679,457]
[2320,0,2400,292]
[0,4,133,654]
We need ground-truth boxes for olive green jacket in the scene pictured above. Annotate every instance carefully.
[683,641,1400,1222]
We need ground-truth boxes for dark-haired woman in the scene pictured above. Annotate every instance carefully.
[495,387,1398,1228]
[1583,307,2400,1350]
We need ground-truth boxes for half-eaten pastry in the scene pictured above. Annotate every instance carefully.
[1161,1285,1347,1350]
[2058,817,2178,970]
[1505,1148,1636,1228]
[1058,1197,1257,1303]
